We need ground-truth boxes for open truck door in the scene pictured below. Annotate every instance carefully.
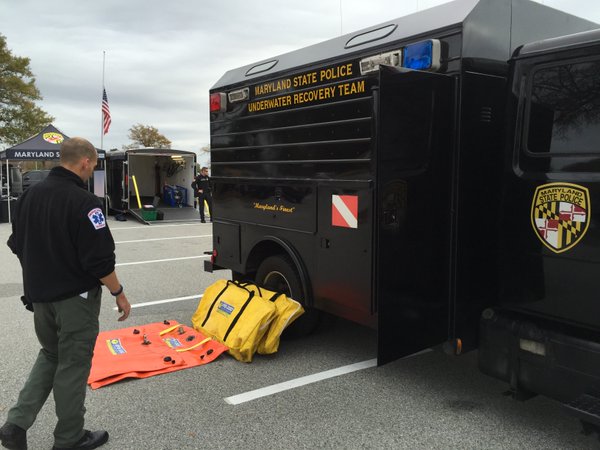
[376,66,456,365]
[121,158,129,210]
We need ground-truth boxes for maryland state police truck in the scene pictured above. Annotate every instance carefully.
[205,0,600,432]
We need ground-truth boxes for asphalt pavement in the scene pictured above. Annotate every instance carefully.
[0,217,597,449]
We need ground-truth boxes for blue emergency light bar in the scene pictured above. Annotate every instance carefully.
[403,40,441,71]
[359,39,441,75]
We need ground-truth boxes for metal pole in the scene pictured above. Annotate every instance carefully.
[104,157,108,215]
[101,52,110,214]
[101,51,106,151]
[339,0,343,35]
[6,159,11,223]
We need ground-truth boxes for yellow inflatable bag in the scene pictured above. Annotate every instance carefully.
[238,283,304,354]
[192,280,276,362]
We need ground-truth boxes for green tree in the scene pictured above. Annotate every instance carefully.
[198,144,210,167]
[0,34,54,146]
[124,123,171,149]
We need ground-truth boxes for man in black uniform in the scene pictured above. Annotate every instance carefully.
[1,137,131,450]
[192,166,212,223]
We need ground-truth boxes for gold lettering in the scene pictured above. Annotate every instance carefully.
[337,80,365,97]
[249,75,365,112]
[247,95,292,113]
[253,202,295,213]
[253,202,278,211]
[320,63,353,82]
[254,79,292,97]
[293,72,318,88]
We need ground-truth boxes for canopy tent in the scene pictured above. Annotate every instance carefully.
[1,124,106,223]
[0,124,68,160]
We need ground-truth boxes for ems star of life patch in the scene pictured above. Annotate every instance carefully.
[531,182,590,254]
[88,207,106,230]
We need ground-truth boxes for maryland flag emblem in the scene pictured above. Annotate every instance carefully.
[531,182,590,253]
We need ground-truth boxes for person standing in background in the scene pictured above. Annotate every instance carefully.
[192,166,213,223]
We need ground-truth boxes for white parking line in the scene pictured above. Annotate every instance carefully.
[223,348,433,405]
[115,255,209,266]
[224,359,378,405]
[115,235,211,244]
[112,294,203,310]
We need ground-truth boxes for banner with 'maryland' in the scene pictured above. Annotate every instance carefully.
[1,124,68,160]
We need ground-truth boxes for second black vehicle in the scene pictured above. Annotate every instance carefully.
[22,169,50,190]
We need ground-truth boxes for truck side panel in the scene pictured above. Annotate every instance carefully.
[210,62,376,326]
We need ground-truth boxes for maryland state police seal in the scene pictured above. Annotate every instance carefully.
[531,182,590,253]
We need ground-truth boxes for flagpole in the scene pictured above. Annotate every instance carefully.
[101,51,108,216]
[101,51,106,150]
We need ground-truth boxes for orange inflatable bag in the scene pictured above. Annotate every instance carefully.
[88,320,228,389]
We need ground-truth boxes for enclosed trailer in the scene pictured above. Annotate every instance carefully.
[205,0,600,434]
[105,148,198,223]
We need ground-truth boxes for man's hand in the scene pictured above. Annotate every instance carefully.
[116,293,131,321]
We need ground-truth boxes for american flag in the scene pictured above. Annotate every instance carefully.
[102,88,111,135]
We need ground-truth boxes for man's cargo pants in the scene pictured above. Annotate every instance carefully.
[6,287,101,447]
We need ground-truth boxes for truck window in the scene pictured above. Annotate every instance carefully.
[526,59,600,155]
[345,24,397,49]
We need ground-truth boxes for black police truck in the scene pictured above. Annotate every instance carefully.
[206,0,600,430]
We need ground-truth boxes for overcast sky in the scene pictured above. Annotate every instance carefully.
[2,0,600,163]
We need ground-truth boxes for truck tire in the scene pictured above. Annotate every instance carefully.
[255,255,320,337]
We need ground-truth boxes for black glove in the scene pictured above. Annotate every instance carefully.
[20,296,33,312]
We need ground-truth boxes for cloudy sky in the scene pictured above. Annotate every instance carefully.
[2,0,600,163]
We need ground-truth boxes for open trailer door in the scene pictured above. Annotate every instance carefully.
[376,66,456,365]
[122,157,130,211]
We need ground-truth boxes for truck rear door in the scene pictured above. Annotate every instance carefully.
[376,66,456,365]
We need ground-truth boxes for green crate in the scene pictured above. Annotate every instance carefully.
[141,209,157,221]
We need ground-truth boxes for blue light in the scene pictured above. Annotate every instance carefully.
[403,40,434,70]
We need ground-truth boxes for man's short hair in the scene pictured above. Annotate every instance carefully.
[201,167,209,171]
[60,137,97,165]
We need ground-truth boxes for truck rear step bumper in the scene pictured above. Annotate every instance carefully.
[478,308,600,407]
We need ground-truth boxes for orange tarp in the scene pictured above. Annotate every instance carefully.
[88,320,228,389]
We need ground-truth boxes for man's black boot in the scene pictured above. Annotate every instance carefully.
[52,430,109,450]
[0,422,27,450]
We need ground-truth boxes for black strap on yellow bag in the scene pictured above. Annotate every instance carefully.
[201,281,256,342]
[236,281,305,355]
[192,280,277,362]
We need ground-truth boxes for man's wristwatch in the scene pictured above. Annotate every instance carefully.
[110,284,124,296]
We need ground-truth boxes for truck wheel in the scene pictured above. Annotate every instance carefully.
[231,270,244,282]
[255,255,320,337]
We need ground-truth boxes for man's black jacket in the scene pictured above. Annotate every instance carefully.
[192,174,211,195]
[7,167,116,303]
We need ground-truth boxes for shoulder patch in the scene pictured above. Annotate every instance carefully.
[88,208,106,230]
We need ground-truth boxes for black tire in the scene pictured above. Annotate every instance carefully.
[231,270,244,282]
[255,254,320,337]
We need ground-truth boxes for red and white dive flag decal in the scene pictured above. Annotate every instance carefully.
[332,195,358,228]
